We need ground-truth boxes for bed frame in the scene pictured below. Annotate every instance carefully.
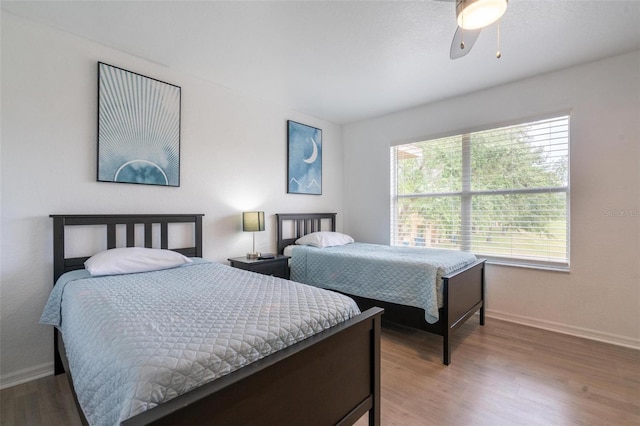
[276,213,485,365]
[49,214,383,426]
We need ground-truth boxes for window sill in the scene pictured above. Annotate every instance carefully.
[483,257,570,273]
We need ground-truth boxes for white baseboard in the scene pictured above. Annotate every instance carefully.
[0,362,53,390]
[486,310,640,351]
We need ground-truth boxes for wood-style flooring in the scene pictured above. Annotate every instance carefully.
[2,318,638,425]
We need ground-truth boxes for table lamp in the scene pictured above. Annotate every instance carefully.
[243,211,265,259]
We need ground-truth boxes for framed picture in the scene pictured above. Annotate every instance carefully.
[97,62,181,187]
[287,120,322,195]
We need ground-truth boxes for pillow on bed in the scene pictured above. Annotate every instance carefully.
[84,247,192,276]
[295,231,354,248]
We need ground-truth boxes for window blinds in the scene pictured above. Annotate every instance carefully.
[391,115,570,268]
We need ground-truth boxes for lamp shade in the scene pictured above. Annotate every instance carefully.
[242,211,265,232]
[456,0,508,30]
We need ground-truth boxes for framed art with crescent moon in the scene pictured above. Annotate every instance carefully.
[287,120,322,195]
[97,62,181,187]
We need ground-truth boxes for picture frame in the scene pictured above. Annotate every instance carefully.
[97,62,181,187]
[287,120,322,195]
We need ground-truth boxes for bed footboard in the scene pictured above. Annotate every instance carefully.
[59,308,383,426]
[121,307,383,426]
[442,259,485,365]
[346,260,485,365]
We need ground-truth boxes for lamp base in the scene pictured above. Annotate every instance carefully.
[246,252,261,260]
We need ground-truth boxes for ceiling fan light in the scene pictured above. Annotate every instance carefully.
[456,0,508,30]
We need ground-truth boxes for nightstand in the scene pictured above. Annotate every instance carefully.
[228,255,290,279]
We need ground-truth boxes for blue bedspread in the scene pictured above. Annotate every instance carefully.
[290,243,476,324]
[40,261,360,426]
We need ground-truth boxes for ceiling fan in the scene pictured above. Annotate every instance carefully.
[445,0,509,60]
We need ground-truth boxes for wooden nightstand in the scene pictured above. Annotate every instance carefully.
[228,255,290,279]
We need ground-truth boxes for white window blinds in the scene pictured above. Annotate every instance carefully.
[391,115,570,268]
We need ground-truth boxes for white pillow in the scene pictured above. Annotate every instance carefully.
[295,231,354,248]
[283,245,297,257]
[84,247,193,276]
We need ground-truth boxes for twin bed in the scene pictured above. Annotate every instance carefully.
[44,214,383,426]
[276,213,485,366]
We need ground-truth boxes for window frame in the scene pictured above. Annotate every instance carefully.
[390,114,571,271]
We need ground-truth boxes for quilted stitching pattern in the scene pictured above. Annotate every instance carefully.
[290,243,476,324]
[45,262,360,425]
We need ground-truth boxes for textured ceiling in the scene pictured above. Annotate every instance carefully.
[2,0,640,123]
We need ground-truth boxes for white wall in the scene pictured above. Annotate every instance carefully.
[0,13,344,387]
[343,51,640,348]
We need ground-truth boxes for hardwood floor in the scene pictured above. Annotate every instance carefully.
[2,318,638,425]
[358,318,639,425]
[0,372,81,426]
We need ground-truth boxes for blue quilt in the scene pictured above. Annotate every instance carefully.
[290,243,476,324]
[40,261,360,426]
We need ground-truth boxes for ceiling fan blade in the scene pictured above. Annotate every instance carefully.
[450,26,481,59]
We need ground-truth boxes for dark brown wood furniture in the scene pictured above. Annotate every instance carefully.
[228,255,290,279]
[276,212,485,365]
[49,214,383,426]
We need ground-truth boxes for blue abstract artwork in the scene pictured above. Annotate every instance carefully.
[97,62,181,186]
[287,120,322,195]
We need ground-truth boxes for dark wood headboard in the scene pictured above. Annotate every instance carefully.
[275,213,336,254]
[50,214,204,282]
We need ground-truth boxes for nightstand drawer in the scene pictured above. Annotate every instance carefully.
[228,255,290,279]
[249,261,288,278]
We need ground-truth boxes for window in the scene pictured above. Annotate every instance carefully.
[391,115,570,269]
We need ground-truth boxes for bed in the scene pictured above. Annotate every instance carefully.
[44,214,383,426]
[276,213,485,366]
